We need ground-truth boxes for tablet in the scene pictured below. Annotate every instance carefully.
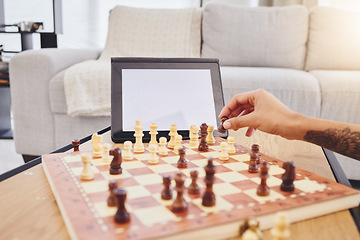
[111,57,227,143]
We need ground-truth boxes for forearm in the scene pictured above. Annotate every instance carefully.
[289,114,360,160]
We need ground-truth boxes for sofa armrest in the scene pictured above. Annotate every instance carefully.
[9,48,101,155]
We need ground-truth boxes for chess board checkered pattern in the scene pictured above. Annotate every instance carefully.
[42,138,359,240]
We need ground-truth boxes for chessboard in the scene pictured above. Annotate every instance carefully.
[42,137,359,240]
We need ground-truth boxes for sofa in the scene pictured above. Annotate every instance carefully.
[9,3,360,178]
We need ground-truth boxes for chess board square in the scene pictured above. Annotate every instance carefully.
[222,192,258,206]
[216,172,248,183]
[223,162,249,171]
[101,170,132,180]
[295,179,327,193]
[250,176,282,187]
[180,167,205,178]
[186,153,205,161]
[81,180,108,194]
[126,167,154,176]
[63,155,82,163]
[92,158,112,166]
[66,161,83,168]
[192,196,233,213]
[243,188,286,204]
[200,151,219,159]
[191,159,221,168]
[208,145,222,151]
[160,156,180,164]
[93,202,118,218]
[71,166,100,176]
[133,206,177,227]
[126,185,152,200]
[268,165,285,175]
[128,196,160,210]
[122,161,148,169]
[134,153,151,161]
[185,148,199,155]
[231,180,259,191]
[231,154,249,162]
[133,173,163,186]
[148,163,179,173]
[214,182,242,196]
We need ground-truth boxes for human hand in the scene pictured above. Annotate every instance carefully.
[219,89,301,140]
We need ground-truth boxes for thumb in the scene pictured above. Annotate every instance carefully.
[223,113,257,130]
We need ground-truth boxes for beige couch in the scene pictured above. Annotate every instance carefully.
[9,3,360,178]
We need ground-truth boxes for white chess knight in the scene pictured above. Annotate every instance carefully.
[219,141,229,161]
[159,137,169,156]
[148,144,159,164]
[80,154,94,181]
[123,141,134,161]
[189,124,199,148]
[134,120,145,153]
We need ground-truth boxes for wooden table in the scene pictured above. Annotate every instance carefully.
[0,129,359,240]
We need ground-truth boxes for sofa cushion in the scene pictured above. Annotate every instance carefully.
[49,70,67,114]
[309,70,360,124]
[202,3,308,69]
[306,7,360,71]
[220,67,321,118]
[99,5,202,60]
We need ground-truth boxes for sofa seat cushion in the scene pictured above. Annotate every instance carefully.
[309,70,360,124]
[202,3,308,69]
[220,67,321,118]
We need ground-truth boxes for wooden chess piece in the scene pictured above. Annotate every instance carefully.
[206,125,216,145]
[281,162,295,192]
[198,123,209,152]
[168,124,178,149]
[123,141,133,161]
[172,172,188,212]
[72,139,80,152]
[248,151,259,173]
[161,175,173,200]
[148,144,159,165]
[174,134,183,154]
[114,188,130,223]
[109,148,122,175]
[102,143,113,162]
[219,141,229,161]
[159,137,169,156]
[149,122,159,151]
[257,160,270,196]
[227,136,236,154]
[80,154,94,181]
[189,125,199,148]
[270,212,290,240]
[107,180,118,207]
[92,133,103,158]
[187,170,200,195]
[239,217,263,240]
[251,144,261,164]
[218,116,228,133]
[177,147,187,168]
[134,120,144,153]
[202,158,216,207]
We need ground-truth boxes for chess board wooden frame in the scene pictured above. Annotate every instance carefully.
[42,138,359,240]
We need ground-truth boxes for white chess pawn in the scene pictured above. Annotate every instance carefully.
[227,136,236,154]
[206,125,215,145]
[148,144,159,164]
[92,133,103,158]
[219,141,229,161]
[102,143,113,162]
[159,137,169,156]
[174,134,183,154]
[189,125,199,148]
[123,141,134,161]
[271,212,290,240]
[134,120,145,153]
[168,124,177,149]
[149,122,159,151]
[80,154,94,181]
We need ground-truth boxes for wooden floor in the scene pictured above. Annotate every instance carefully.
[0,139,23,174]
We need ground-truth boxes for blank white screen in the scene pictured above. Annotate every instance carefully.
[122,69,217,131]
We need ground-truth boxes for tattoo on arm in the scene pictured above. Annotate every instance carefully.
[304,128,360,160]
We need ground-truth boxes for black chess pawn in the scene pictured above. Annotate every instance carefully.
[198,123,209,152]
[281,161,296,192]
[171,172,188,212]
[202,158,216,207]
[257,160,270,196]
[248,151,259,173]
[109,148,122,175]
[251,144,261,164]
[188,170,200,195]
[107,180,118,207]
[161,175,173,200]
[177,147,187,168]
[114,188,130,223]
[72,139,80,152]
